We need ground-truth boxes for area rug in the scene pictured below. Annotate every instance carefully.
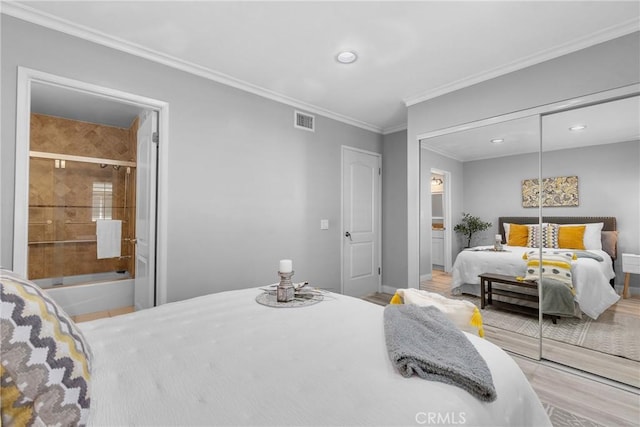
[541,402,606,427]
[446,293,640,362]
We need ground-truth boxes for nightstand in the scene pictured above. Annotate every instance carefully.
[621,253,640,299]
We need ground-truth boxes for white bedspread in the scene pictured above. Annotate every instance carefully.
[79,288,550,426]
[451,245,619,319]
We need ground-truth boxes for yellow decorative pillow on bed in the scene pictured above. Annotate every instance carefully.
[523,252,575,290]
[390,288,484,337]
[523,250,577,261]
[507,224,529,246]
[558,225,586,250]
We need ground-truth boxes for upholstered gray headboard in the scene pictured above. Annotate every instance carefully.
[498,216,618,260]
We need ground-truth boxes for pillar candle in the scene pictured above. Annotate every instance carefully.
[279,259,293,273]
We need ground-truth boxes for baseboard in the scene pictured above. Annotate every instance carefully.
[381,285,398,294]
[615,285,639,297]
[420,273,432,281]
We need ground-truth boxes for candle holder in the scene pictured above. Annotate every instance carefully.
[494,234,503,251]
[277,270,295,302]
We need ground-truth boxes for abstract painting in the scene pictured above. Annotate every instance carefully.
[522,175,579,207]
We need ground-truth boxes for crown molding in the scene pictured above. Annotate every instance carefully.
[4,2,636,133]
[404,17,640,107]
[1,2,383,134]
[382,123,408,135]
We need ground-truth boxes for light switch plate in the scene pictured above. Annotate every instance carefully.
[320,219,329,230]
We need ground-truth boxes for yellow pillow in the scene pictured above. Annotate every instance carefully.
[558,226,586,250]
[508,224,529,246]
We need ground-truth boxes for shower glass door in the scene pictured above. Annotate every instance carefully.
[28,155,136,288]
[27,112,138,289]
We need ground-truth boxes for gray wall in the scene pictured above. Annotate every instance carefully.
[405,32,640,289]
[462,141,640,290]
[381,130,407,289]
[1,16,382,301]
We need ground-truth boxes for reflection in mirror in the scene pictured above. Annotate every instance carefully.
[419,115,543,359]
[419,88,639,385]
[540,95,640,387]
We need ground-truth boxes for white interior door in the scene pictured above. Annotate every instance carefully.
[342,147,381,297]
[134,111,158,310]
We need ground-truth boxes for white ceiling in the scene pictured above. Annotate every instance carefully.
[421,96,640,161]
[31,82,144,128]
[7,1,639,134]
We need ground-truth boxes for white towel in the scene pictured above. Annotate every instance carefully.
[96,220,122,259]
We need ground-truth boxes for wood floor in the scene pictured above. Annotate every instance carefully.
[423,270,640,426]
[72,306,134,323]
[423,270,640,387]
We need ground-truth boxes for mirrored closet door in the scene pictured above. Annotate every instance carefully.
[539,93,640,387]
[419,85,640,384]
[419,114,544,360]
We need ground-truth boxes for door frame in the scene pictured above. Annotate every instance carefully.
[430,168,452,273]
[13,67,170,305]
[340,145,382,295]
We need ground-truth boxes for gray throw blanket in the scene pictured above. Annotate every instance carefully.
[573,251,604,261]
[541,278,576,317]
[383,304,497,402]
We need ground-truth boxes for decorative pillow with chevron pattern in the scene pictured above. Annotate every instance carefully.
[527,223,559,248]
[1,269,92,426]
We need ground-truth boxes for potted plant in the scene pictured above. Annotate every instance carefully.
[454,212,492,248]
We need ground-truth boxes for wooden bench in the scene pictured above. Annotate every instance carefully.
[478,273,558,324]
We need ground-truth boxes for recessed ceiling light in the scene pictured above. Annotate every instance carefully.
[336,51,357,64]
[490,138,505,144]
[569,124,587,131]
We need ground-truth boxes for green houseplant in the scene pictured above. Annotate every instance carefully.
[454,212,492,248]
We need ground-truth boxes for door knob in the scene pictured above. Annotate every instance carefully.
[345,231,352,241]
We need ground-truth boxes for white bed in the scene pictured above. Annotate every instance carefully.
[77,288,550,426]
[451,216,621,320]
[1,269,551,426]
[451,245,618,319]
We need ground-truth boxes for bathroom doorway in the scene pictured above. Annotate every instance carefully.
[430,172,445,271]
[13,68,168,315]
[430,168,452,273]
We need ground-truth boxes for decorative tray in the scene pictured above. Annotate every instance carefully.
[255,284,324,308]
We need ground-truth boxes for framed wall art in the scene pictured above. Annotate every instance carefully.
[522,175,579,207]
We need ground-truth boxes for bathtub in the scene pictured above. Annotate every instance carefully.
[39,272,134,317]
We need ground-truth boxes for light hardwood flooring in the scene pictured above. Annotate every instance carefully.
[512,354,640,427]
[72,306,134,323]
[423,270,640,426]
[424,270,640,387]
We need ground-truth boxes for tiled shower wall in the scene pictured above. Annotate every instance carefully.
[28,113,138,281]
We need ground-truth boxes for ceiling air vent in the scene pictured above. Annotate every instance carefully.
[294,111,315,132]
